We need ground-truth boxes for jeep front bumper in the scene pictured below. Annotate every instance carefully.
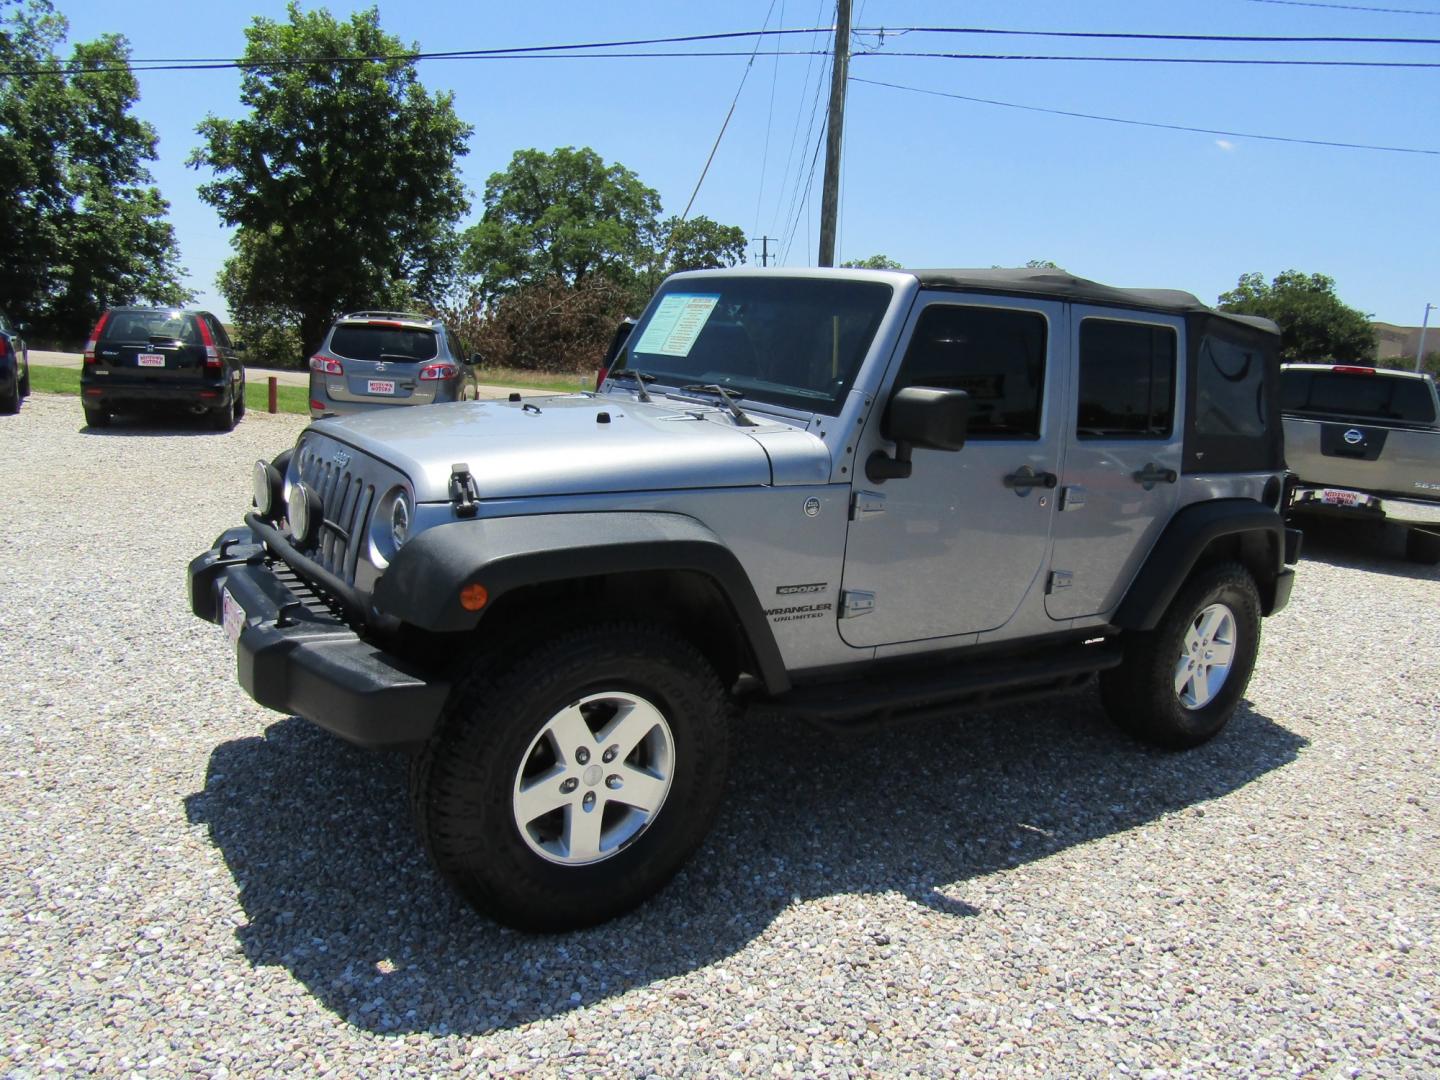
[188,528,449,748]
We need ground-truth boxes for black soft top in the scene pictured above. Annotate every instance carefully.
[911,268,1279,336]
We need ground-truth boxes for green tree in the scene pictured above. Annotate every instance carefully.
[190,2,471,355]
[0,0,188,338]
[840,254,903,270]
[1217,270,1376,363]
[463,147,661,299]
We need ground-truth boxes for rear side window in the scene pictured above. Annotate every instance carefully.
[895,304,1048,438]
[330,324,438,362]
[102,311,199,344]
[1077,319,1176,439]
[1194,335,1268,437]
[1282,369,1437,425]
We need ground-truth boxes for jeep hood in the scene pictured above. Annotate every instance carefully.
[311,395,827,501]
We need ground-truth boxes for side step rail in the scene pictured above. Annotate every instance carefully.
[767,639,1122,731]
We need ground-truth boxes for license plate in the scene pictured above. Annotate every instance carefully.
[1320,489,1360,507]
[367,379,396,395]
[221,587,245,647]
[137,353,165,367]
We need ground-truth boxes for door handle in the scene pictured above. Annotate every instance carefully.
[1003,466,1058,493]
[1132,463,1178,489]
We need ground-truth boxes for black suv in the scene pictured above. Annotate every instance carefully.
[0,313,30,414]
[81,307,245,431]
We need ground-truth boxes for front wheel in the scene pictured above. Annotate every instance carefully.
[1100,561,1261,749]
[409,623,731,930]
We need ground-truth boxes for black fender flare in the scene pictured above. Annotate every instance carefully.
[373,511,791,694]
[1114,499,1290,632]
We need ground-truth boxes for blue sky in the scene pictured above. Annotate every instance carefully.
[57,0,1440,326]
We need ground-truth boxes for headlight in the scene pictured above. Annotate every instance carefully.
[286,482,320,547]
[252,459,283,517]
[390,492,411,549]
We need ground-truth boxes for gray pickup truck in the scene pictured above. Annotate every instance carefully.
[190,268,1300,930]
[1282,363,1440,564]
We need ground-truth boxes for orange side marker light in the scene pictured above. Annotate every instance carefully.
[460,583,489,612]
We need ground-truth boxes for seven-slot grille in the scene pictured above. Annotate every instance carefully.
[295,442,377,585]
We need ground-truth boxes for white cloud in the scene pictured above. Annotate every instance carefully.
[1215,139,1236,152]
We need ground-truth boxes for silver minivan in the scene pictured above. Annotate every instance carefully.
[308,311,478,419]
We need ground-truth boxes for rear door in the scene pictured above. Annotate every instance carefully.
[96,311,206,384]
[1046,308,1184,621]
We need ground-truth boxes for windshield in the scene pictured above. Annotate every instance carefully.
[1282,369,1437,425]
[615,277,894,414]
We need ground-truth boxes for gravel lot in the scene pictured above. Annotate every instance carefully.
[2,391,1437,1077]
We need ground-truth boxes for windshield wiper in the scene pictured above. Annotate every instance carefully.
[681,383,758,427]
[609,368,655,402]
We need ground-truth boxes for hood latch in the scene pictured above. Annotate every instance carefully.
[449,462,480,518]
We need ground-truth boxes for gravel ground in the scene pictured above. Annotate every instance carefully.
[2,391,1437,1078]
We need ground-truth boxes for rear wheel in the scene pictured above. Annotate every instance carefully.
[0,370,17,414]
[1405,528,1440,565]
[18,363,29,397]
[83,403,110,428]
[409,622,731,930]
[233,379,246,420]
[1100,561,1261,749]
[209,400,236,432]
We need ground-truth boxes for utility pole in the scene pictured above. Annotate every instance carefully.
[752,236,776,267]
[1416,302,1434,374]
[817,0,851,268]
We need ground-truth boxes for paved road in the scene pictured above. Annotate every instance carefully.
[28,351,549,400]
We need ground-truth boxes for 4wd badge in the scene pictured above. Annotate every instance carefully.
[803,497,821,518]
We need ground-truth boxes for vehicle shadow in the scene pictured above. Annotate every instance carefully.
[1292,516,1440,581]
[184,692,1305,1036]
[79,414,231,437]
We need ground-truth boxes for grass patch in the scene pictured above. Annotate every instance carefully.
[27,363,309,415]
[245,379,310,415]
[473,367,592,394]
[28,365,80,396]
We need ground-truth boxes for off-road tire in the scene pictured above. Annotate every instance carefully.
[409,622,731,931]
[1100,561,1261,749]
[83,403,110,428]
[1404,528,1440,565]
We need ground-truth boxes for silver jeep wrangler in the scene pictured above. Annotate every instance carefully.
[189,268,1299,930]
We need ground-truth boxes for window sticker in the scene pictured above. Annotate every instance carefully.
[634,293,720,357]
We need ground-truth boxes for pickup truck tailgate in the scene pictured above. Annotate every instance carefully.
[1284,417,1440,501]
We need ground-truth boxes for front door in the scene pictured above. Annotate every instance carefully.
[840,295,1064,648]
[1045,308,1184,621]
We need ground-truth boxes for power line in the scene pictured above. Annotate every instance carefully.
[752,0,786,237]
[857,51,1440,67]
[851,75,1440,154]
[1246,0,1440,13]
[875,26,1440,43]
[10,23,1440,76]
[673,0,780,228]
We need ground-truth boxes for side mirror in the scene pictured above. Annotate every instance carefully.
[233,340,247,352]
[867,386,970,483]
[16,322,29,333]
[468,352,484,366]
